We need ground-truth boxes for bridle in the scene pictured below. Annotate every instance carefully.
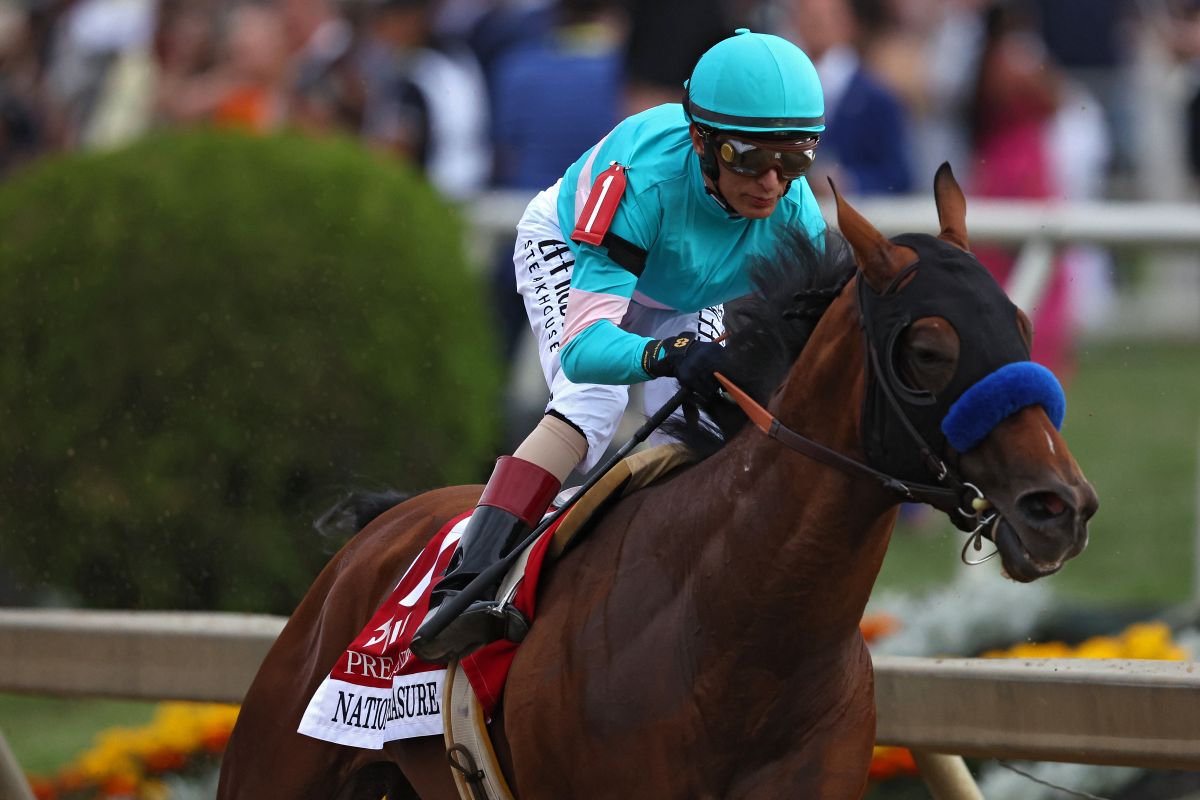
[714,365,1002,568]
[712,254,1011,561]
[714,370,996,535]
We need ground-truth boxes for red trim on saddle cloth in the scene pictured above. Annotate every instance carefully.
[459,515,560,717]
[478,456,560,526]
[299,510,563,745]
[326,511,473,690]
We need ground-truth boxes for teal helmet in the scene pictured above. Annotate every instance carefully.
[684,28,825,135]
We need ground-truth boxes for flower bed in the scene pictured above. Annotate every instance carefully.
[29,704,238,800]
[860,606,1191,798]
[24,619,1189,798]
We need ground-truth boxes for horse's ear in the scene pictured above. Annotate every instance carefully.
[934,162,969,251]
[830,177,913,292]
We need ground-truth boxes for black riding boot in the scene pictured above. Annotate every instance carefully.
[409,456,559,664]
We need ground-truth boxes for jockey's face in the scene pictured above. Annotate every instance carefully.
[716,160,788,219]
[690,125,792,219]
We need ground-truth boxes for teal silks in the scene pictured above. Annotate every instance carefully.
[684,28,825,134]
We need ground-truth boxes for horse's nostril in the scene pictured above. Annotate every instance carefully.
[1018,491,1069,523]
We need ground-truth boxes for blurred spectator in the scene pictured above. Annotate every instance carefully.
[967,1,1077,379]
[1155,0,1200,185]
[621,0,730,114]
[785,0,913,195]
[490,0,623,190]
[861,0,984,187]
[154,1,219,80]
[281,0,366,135]
[433,0,554,107]
[45,0,158,148]
[0,1,43,173]
[156,3,291,134]
[359,0,490,199]
[968,2,1059,197]
[1034,0,1131,184]
[487,0,624,366]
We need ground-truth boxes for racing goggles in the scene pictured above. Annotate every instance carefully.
[716,135,819,180]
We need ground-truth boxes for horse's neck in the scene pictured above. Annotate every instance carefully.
[674,306,897,656]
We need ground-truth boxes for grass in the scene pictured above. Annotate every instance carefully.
[0,693,157,776]
[2,341,1197,779]
[875,339,1200,607]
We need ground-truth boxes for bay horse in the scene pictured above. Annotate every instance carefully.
[217,166,1097,800]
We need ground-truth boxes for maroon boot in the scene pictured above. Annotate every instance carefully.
[409,456,559,663]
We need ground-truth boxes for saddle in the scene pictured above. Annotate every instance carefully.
[441,443,696,800]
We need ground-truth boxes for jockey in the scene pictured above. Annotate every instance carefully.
[411,28,828,664]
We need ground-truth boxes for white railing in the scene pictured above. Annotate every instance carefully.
[466,192,1200,341]
[2,609,1199,799]
[467,191,1200,247]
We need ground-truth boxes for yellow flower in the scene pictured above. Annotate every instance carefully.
[1120,622,1176,660]
[1073,636,1124,660]
[982,620,1188,662]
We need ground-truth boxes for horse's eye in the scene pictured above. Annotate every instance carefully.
[896,318,959,393]
[914,347,945,365]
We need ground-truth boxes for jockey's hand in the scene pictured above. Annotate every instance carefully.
[641,332,726,400]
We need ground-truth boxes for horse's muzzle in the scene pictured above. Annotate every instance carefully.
[993,479,1098,582]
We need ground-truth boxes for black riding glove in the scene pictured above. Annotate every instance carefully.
[641,332,726,400]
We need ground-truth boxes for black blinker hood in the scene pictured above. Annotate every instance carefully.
[857,233,1030,483]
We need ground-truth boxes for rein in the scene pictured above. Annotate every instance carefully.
[714,372,989,525]
[712,259,1010,542]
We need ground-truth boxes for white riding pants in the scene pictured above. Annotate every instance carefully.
[513,180,724,473]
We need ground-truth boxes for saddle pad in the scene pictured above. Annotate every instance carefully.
[297,512,559,748]
[463,443,697,714]
[298,443,696,747]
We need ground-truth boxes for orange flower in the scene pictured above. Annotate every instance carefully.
[200,727,232,754]
[28,777,57,800]
[101,771,139,795]
[868,746,918,781]
[860,613,901,643]
[143,747,188,774]
[53,767,91,792]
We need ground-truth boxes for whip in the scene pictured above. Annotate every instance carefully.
[415,385,692,642]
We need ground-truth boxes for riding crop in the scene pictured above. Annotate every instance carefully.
[415,384,692,643]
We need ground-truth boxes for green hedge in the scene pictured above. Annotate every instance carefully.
[0,131,501,612]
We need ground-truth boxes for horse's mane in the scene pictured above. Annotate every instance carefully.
[664,230,857,459]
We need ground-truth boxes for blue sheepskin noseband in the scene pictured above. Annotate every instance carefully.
[941,361,1066,452]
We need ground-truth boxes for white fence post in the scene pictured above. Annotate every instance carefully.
[1194,420,1200,605]
[0,728,35,800]
[911,751,984,800]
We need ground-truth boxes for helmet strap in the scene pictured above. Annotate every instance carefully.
[703,181,739,218]
[683,88,794,219]
[683,88,720,181]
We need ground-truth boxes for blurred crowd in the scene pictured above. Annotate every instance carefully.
[7,0,1200,202]
[3,0,1200,378]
